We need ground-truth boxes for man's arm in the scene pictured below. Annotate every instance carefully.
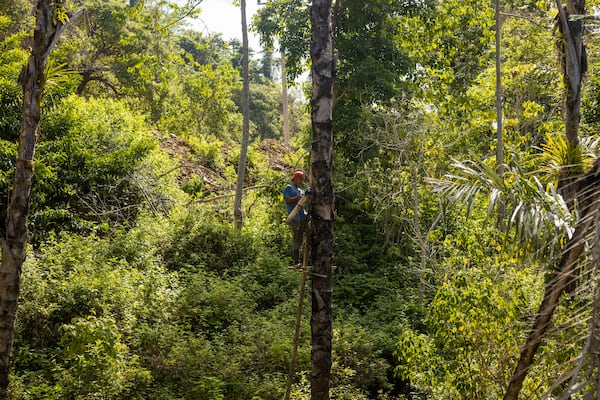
[285,194,302,204]
[284,186,303,204]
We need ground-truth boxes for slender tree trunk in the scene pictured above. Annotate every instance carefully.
[281,51,290,144]
[0,0,75,395]
[234,0,251,230]
[556,0,585,209]
[410,162,427,306]
[309,0,334,399]
[495,0,506,227]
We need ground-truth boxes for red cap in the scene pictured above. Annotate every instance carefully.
[291,171,305,181]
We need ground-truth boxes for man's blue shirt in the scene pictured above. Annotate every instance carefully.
[284,184,307,222]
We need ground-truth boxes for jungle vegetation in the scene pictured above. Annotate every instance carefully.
[1,0,600,398]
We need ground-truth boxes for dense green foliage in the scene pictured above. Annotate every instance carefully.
[2,0,600,398]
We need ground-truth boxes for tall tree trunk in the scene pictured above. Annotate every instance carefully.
[495,0,506,227]
[309,0,334,399]
[0,0,75,395]
[556,0,585,209]
[282,51,290,144]
[234,0,251,230]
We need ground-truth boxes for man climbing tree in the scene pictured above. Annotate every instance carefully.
[0,0,81,395]
[309,0,335,398]
[284,171,309,265]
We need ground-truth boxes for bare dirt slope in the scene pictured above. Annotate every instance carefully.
[158,134,298,193]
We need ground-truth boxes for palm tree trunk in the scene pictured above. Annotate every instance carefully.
[309,0,335,398]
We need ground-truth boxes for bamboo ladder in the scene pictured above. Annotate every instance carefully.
[283,226,310,400]
[283,194,323,400]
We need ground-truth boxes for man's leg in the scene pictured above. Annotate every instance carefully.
[292,221,302,264]
[296,219,307,264]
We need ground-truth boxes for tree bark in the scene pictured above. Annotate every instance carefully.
[281,51,290,144]
[309,0,335,399]
[0,0,74,395]
[495,0,506,228]
[555,0,586,208]
[503,160,600,400]
[234,0,251,230]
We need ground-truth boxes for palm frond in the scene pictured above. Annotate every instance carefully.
[428,157,575,254]
[427,158,506,217]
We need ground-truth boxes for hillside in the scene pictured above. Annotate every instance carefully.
[159,135,296,191]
